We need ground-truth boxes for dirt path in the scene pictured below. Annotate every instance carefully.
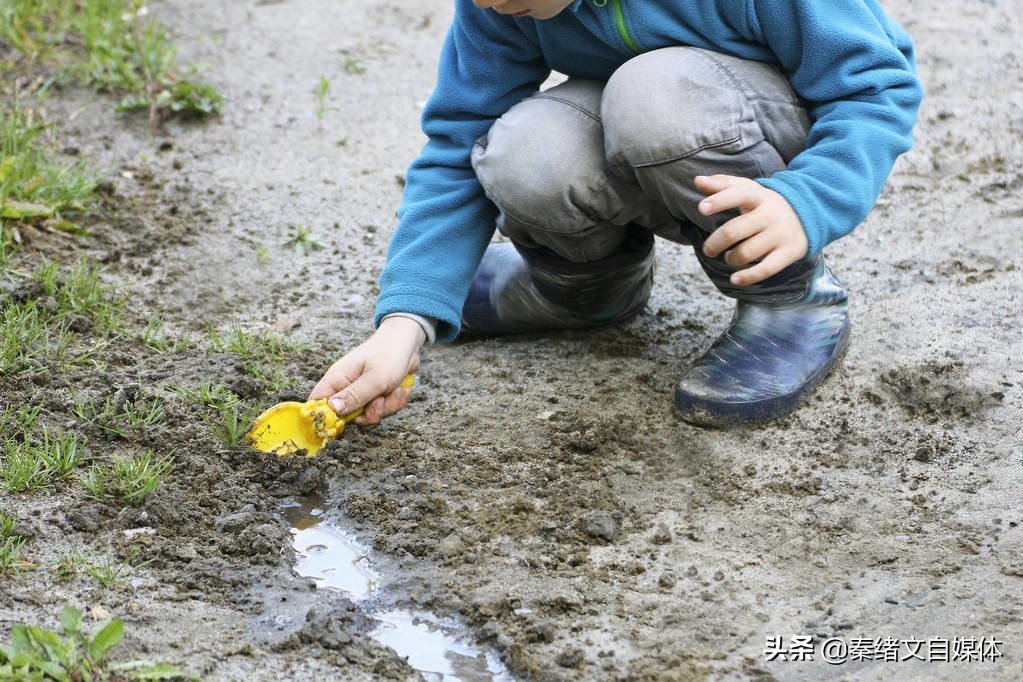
[3,0,1022,680]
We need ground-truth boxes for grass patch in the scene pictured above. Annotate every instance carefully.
[0,510,33,576]
[0,605,196,680]
[73,391,164,439]
[0,102,98,240]
[176,382,259,449]
[135,315,193,354]
[0,402,41,439]
[0,429,86,493]
[0,0,223,124]
[0,300,69,375]
[83,450,174,505]
[0,258,122,376]
[208,323,309,393]
[34,258,124,332]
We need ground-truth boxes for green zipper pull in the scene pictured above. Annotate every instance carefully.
[594,0,640,54]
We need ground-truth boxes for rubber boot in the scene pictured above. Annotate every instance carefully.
[460,228,654,336]
[675,226,850,426]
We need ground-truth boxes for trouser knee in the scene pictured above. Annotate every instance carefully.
[471,80,670,263]
[602,47,810,233]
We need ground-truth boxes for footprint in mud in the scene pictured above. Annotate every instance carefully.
[874,361,1004,421]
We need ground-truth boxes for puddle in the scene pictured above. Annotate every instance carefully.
[286,502,378,597]
[284,495,513,681]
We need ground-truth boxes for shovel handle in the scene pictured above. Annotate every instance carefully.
[339,374,416,424]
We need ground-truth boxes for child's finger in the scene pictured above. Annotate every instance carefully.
[308,359,359,401]
[729,250,790,286]
[327,371,389,418]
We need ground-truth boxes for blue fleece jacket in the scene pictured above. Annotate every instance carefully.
[376,0,923,342]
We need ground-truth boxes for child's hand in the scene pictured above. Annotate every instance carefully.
[695,174,809,286]
[309,316,425,425]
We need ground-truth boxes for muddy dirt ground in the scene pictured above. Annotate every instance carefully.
[2,0,1022,680]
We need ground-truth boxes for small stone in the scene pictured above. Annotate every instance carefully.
[556,647,585,668]
[436,532,465,558]
[650,524,672,545]
[579,511,622,542]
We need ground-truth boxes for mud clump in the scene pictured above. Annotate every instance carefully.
[877,362,1004,421]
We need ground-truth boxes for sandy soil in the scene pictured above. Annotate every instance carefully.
[2,0,1022,680]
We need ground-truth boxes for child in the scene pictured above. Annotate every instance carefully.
[309,0,922,427]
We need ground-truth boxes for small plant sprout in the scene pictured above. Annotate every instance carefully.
[341,55,366,75]
[207,323,309,393]
[313,75,337,130]
[136,315,192,353]
[208,399,259,449]
[0,401,41,438]
[280,223,325,256]
[54,549,90,581]
[86,552,145,589]
[256,244,271,264]
[0,605,196,680]
[83,450,174,505]
[0,511,33,576]
[34,257,124,333]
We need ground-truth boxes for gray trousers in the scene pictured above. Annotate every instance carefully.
[470,47,812,264]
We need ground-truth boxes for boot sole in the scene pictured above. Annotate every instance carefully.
[674,322,852,428]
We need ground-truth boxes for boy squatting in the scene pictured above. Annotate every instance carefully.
[309,0,923,427]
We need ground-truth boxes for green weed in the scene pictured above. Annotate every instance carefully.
[1,257,124,376]
[0,511,33,576]
[207,323,308,393]
[313,75,336,129]
[341,55,366,75]
[0,440,52,493]
[54,549,149,589]
[0,103,97,238]
[0,0,222,124]
[175,382,258,449]
[83,450,173,505]
[205,399,257,449]
[86,552,143,589]
[0,605,196,681]
[0,402,41,438]
[0,535,30,576]
[0,300,66,375]
[0,429,86,492]
[174,381,236,409]
[73,391,163,438]
[54,549,89,581]
[135,315,192,354]
[280,223,324,256]
[36,429,84,478]
[34,258,123,333]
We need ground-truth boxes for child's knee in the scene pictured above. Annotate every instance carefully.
[471,82,612,230]
[602,47,760,168]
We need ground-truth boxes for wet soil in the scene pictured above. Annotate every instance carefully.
[2,0,1022,680]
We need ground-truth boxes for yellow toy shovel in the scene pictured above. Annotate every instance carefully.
[245,374,415,456]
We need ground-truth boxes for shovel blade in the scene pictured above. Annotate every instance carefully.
[245,400,337,457]
[245,375,415,456]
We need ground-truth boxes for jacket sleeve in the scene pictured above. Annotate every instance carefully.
[744,0,923,255]
[374,1,548,342]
